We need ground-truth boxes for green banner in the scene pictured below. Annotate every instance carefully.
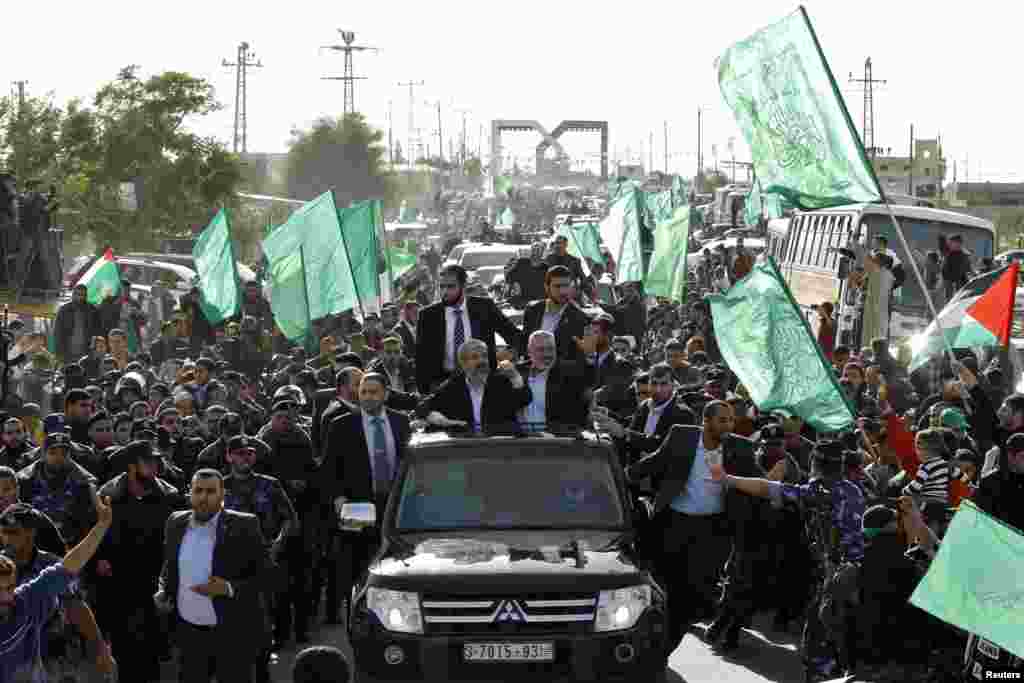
[910,500,1024,659]
[262,190,358,321]
[716,7,882,209]
[557,221,604,275]
[268,248,310,344]
[342,199,385,311]
[644,206,691,301]
[193,208,241,325]
[709,257,855,432]
[599,185,645,284]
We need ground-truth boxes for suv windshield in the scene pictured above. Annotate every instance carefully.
[460,250,517,269]
[395,446,625,531]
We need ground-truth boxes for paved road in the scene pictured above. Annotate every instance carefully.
[155,613,807,683]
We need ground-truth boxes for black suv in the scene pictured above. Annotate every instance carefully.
[345,433,669,682]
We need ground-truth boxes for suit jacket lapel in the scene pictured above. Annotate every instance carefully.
[212,511,228,576]
[468,298,482,339]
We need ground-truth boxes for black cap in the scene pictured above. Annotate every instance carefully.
[1006,432,1024,453]
[335,352,364,369]
[811,440,845,465]
[272,399,298,413]
[227,435,252,452]
[862,504,897,532]
[110,440,160,473]
[949,234,963,242]
[0,504,46,530]
[196,357,216,371]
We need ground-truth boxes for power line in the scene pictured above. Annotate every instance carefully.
[221,43,262,154]
[321,30,378,116]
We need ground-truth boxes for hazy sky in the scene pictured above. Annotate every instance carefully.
[5,0,1019,182]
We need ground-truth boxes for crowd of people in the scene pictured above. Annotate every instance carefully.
[0,228,1018,682]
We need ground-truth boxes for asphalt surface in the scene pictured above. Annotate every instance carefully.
[155,612,808,682]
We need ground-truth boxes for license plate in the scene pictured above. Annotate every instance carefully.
[463,642,554,662]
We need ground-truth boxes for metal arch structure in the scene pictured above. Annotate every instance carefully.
[535,121,608,180]
[490,119,609,180]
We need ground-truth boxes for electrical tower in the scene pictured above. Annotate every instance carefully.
[322,30,378,115]
[398,80,425,166]
[849,57,886,159]
[222,43,262,154]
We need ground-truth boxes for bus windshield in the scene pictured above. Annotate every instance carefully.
[864,214,994,311]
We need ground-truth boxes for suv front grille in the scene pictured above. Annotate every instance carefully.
[422,592,596,634]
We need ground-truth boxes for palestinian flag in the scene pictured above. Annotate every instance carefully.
[78,248,123,306]
[908,262,1019,372]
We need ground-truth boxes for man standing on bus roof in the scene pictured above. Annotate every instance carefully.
[872,235,901,267]
[941,234,973,299]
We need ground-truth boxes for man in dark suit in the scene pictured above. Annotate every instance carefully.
[154,468,271,683]
[420,338,531,434]
[522,265,592,368]
[516,330,589,433]
[323,373,411,616]
[624,401,759,651]
[391,301,419,359]
[416,265,524,394]
[596,363,697,467]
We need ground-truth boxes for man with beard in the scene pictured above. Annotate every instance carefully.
[80,411,116,481]
[95,440,183,682]
[522,266,591,367]
[581,312,632,390]
[421,338,531,434]
[505,242,549,308]
[0,418,34,471]
[0,491,112,680]
[17,432,97,546]
[323,374,411,620]
[197,412,271,475]
[391,302,419,359]
[154,469,272,683]
[416,265,523,394]
[53,284,98,363]
[62,388,94,445]
[368,336,416,394]
[515,330,589,433]
[222,435,303,650]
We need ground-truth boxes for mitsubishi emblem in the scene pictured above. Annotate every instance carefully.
[494,600,527,624]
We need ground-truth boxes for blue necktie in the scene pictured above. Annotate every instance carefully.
[372,417,392,494]
[452,307,465,357]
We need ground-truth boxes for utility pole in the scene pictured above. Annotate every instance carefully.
[221,43,262,154]
[908,124,914,197]
[398,80,425,166]
[649,131,654,175]
[437,101,444,164]
[697,107,703,185]
[849,57,886,159]
[12,81,27,179]
[387,100,394,165]
[322,30,378,115]
[663,121,669,174]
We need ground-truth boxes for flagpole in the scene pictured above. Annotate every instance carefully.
[299,244,314,352]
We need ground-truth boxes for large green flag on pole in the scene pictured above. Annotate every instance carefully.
[709,257,855,432]
[716,6,883,209]
[341,199,385,313]
[268,248,311,345]
[262,190,359,321]
[192,208,241,325]
[644,206,691,302]
[910,500,1024,660]
[557,221,604,277]
[600,186,645,283]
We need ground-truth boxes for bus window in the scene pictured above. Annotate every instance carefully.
[864,215,995,310]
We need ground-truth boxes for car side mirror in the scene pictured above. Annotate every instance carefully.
[337,500,377,532]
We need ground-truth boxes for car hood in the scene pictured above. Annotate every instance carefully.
[369,530,644,593]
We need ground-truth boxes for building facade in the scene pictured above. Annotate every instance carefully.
[869,138,946,198]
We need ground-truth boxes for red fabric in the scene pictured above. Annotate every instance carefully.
[886,414,919,477]
[949,478,972,507]
[817,323,835,361]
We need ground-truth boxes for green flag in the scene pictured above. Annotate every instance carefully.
[387,243,418,279]
[645,206,691,301]
[398,201,418,224]
[262,190,358,321]
[192,208,241,325]
[268,248,311,344]
[600,186,645,283]
[709,257,855,432]
[557,221,604,275]
[341,199,384,311]
[716,7,882,209]
[494,175,513,197]
[910,500,1024,659]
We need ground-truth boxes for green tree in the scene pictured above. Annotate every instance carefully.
[283,113,398,209]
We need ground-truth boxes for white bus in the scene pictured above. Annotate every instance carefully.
[766,203,995,349]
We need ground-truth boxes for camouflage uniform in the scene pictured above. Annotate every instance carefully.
[768,478,865,680]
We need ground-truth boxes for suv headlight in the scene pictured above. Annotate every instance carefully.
[366,588,423,634]
[594,585,651,632]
